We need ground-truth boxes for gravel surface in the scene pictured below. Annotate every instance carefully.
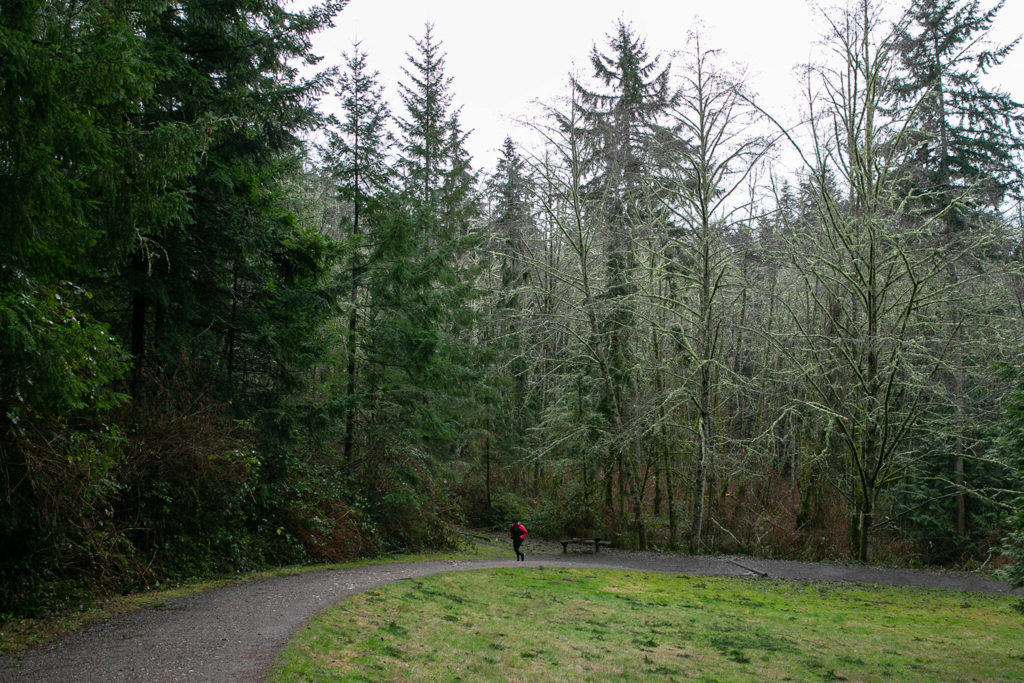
[1,549,1018,682]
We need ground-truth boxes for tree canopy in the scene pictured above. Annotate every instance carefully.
[3,0,1024,617]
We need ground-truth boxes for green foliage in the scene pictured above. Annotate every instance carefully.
[0,418,127,618]
[997,351,1024,589]
[894,0,1024,210]
[1,276,127,419]
[397,23,478,227]
[887,0,1024,565]
[490,482,601,539]
[0,0,209,286]
[0,275,130,617]
[357,442,463,553]
[0,0,367,620]
[7,0,1024,625]
[325,45,395,204]
[1000,522,1024,591]
[354,195,477,443]
[242,452,378,567]
[109,368,258,572]
[476,138,541,476]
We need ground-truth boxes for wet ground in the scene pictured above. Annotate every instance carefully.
[1,548,1017,681]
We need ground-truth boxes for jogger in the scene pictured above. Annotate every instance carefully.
[509,520,527,561]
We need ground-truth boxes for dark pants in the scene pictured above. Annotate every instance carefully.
[512,537,524,560]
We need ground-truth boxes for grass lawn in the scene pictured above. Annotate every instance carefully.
[271,567,1024,681]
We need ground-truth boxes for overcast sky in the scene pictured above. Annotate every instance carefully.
[308,0,1024,172]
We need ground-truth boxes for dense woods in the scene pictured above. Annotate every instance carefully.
[3,0,1024,618]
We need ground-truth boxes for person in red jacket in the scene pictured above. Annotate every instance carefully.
[509,519,527,561]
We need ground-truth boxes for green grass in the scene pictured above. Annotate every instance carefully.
[270,568,1024,681]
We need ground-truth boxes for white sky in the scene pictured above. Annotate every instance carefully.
[308,0,1024,173]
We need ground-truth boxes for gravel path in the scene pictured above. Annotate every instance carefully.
[1,549,1017,682]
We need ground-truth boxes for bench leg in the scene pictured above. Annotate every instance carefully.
[561,542,569,553]
[593,538,601,552]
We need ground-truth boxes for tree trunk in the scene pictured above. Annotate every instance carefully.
[485,437,492,511]
[691,416,709,552]
[858,496,874,563]
[653,459,663,516]
[629,438,647,548]
[664,445,677,547]
[226,268,238,380]
[343,143,362,465]
[951,267,967,540]
[129,250,147,397]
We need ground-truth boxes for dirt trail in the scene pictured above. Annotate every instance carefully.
[1,550,1017,682]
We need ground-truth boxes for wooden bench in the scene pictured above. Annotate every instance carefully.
[559,537,612,553]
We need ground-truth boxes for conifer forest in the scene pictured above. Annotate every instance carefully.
[4,0,1024,616]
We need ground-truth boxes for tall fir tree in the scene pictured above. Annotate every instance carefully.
[104,0,346,567]
[892,0,1024,550]
[1,0,350,605]
[894,0,1024,215]
[359,23,480,461]
[480,137,537,501]
[397,23,477,234]
[120,0,342,399]
[324,45,394,465]
[0,0,208,601]
[490,137,535,301]
[569,21,676,547]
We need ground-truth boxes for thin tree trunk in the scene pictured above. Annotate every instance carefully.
[951,267,967,540]
[858,494,875,564]
[226,268,238,380]
[343,134,362,465]
[664,443,677,547]
[129,250,147,397]
[485,436,492,511]
[691,420,709,553]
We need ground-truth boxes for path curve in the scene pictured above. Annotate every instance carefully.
[1,551,1017,682]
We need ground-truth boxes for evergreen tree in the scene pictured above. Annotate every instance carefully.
[102,0,345,568]
[490,137,535,302]
[324,44,394,465]
[894,0,1024,214]
[397,23,477,232]
[360,23,480,463]
[892,0,1024,549]
[0,0,204,408]
[569,21,676,547]
[0,0,209,604]
[479,137,537,504]
[327,44,395,226]
[118,0,342,400]
[572,20,676,282]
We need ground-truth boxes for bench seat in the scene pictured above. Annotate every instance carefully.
[559,537,612,553]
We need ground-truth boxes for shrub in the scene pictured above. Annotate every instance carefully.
[359,442,462,553]
[996,352,1024,595]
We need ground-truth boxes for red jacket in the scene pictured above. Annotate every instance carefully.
[509,522,527,540]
